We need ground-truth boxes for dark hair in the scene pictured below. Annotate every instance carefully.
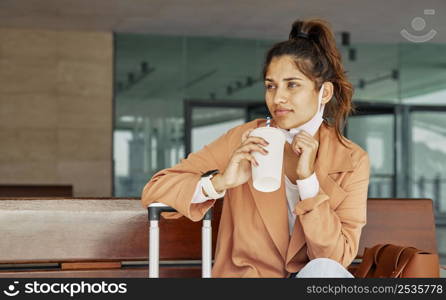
[263,18,354,146]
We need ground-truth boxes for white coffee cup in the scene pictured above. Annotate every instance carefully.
[249,127,286,192]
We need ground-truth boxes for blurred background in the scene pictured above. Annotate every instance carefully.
[0,0,445,265]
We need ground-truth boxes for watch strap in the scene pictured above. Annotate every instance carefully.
[201,173,225,199]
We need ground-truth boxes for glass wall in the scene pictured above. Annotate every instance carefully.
[347,114,395,198]
[411,110,446,215]
[113,34,274,197]
[113,33,446,264]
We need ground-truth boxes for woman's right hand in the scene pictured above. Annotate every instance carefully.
[211,128,269,192]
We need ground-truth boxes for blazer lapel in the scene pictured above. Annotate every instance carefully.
[248,173,289,261]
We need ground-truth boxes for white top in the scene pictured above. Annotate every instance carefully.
[191,173,320,235]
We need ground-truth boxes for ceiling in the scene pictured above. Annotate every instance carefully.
[0,0,445,43]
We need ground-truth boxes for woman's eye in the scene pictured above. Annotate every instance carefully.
[288,82,299,88]
[265,84,275,90]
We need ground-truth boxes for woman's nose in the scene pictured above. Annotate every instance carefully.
[273,89,288,104]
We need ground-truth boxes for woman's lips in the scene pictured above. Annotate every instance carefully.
[274,109,293,117]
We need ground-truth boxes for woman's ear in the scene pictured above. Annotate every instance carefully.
[321,82,334,104]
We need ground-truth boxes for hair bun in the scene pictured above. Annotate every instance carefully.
[289,20,309,40]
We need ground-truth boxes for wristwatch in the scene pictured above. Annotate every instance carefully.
[201,169,225,199]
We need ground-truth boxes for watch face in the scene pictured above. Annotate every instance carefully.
[201,169,219,178]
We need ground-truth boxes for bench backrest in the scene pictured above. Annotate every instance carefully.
[358,198,437,256]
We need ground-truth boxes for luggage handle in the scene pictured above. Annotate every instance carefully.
[147,203,212,278]
[148,203,177,220]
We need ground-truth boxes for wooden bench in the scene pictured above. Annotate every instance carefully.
[0,197,442,277]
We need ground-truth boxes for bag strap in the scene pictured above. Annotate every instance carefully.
[375,244,407,277]
[392,247,420,277]
[354,244,386,278]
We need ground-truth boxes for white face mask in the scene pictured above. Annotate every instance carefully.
[278,84,326,144]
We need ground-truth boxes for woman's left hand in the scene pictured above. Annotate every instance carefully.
[291,130,319,180]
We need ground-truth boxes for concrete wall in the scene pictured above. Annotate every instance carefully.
[0,28,113,197]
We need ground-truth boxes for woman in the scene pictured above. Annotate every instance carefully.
[141,18,370,278]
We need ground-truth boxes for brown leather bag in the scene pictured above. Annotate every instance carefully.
[354,244,440,278]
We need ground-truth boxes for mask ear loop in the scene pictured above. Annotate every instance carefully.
[318,84,325,113]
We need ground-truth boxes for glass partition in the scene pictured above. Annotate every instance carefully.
[347,114,395,198]
[114,33,446,264]
[114,34,271,197]
[411,110,446,215]
[191,107,245,153]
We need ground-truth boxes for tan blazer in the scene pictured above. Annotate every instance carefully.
[141,119,370,278]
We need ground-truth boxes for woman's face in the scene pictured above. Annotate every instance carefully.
[264,55,320,130]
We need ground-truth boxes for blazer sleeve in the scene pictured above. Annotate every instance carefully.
[294,152,370,267]
[140,126,238,221]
